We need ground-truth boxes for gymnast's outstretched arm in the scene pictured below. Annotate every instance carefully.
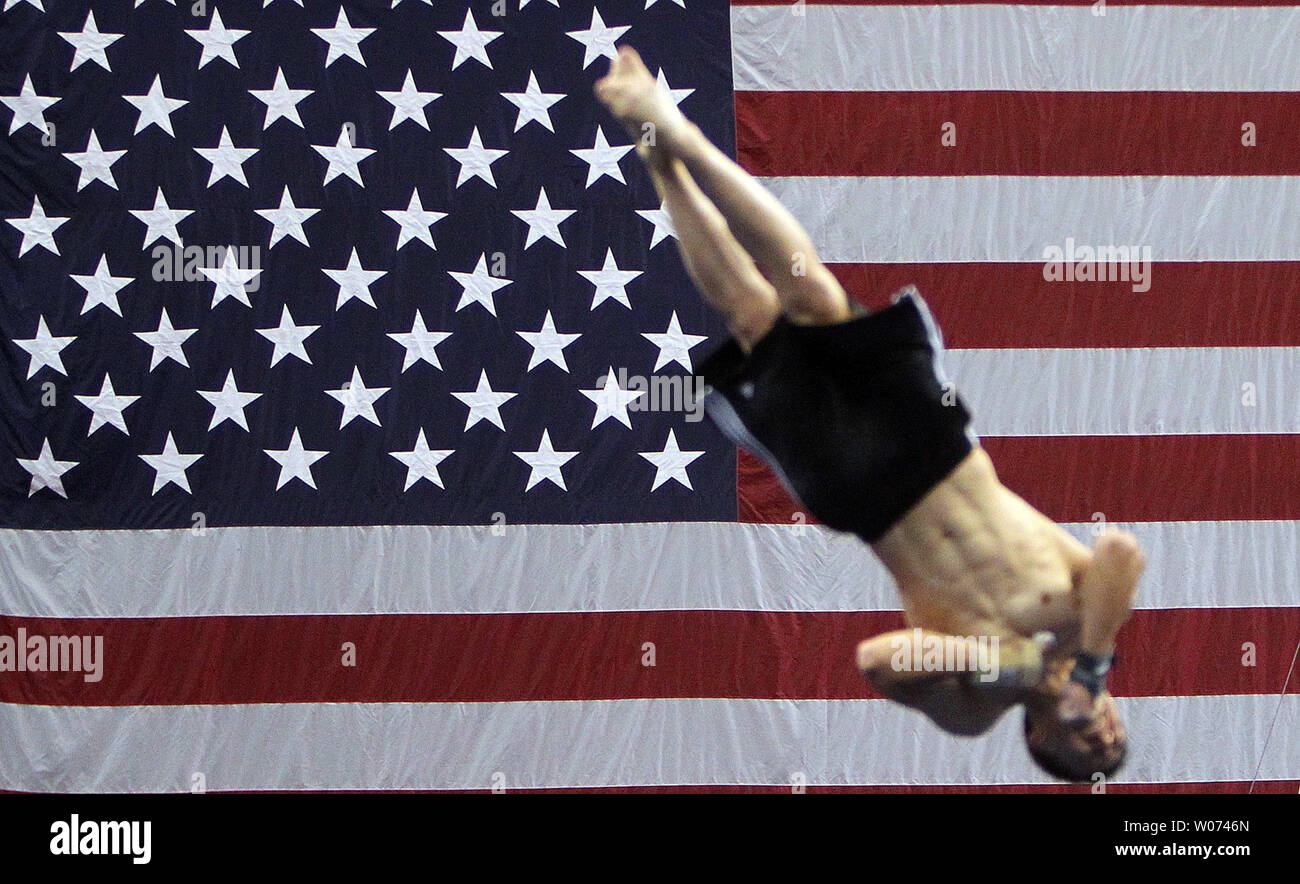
[1054,530,1144,724]
[856,629,1046,737]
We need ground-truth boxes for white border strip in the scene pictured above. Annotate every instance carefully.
[761,176,1300,263]
[1,519,1296,617]
[951,347,1300,436]
[733,5,1300,92]
[2,694,1294,791]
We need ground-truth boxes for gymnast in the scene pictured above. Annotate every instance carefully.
[595,46,1144,782]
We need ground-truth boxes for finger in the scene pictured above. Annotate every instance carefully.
[855,640,874,672]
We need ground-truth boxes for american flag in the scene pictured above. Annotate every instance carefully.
[1,0,1297,792]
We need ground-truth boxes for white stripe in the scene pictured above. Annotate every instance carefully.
[950,347,1300,436]
[761,176,1300,263]
[3,694,1294,791]
[1,519,1295,617]
[733,5,1300,92]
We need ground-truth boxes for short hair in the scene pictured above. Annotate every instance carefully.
[1023,711,1128,783]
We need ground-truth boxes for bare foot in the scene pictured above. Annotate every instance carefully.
[594,45,689,153]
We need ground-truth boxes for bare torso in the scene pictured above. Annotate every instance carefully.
[871,446,1093,664]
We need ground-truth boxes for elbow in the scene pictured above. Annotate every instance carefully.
[1096,530,1145,572]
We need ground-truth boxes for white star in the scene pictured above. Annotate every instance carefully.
[437,9,502,70]
[517,311,580,372]
[1,74,57,136]
[639,429,704,491]
[566,9,630,70]
[578,248,642,309]
[264,428,327,490]
[383,190,446,250]
[637,202,676,248]
[256,187,319,247]
[449,253,511,316]
[501,72,564,133]
[655,68,695,107]
[71,255,132,316]
[257,305,319,366]
[13,317,74,378]
[7,196,68,256]
[135,309,196,370]
[390,429,453,491]
[443,126,508,188]
[249,68,313,129]
[5,0,45,10]
[513,429,578,492]
[186,8,249,69]
[312,8,374,67]
[194,126,258,187]
[130,188,191,247]
[123,74,187,136]
[59,11,123,72]
[378,70,440,130]
[388,312,451,372]
[643,311,708,371]
[139,432,203,494]
[451,370,516,431]
[199,245,262,308]
[325,366,389,428]
[511,188,574,249]
[198,369,261,431]
[646,0,687,8]
[17,439,77,499]
[324,248,386,310]
[580,368,646,429]
[571,127,634,187]
[75,375,139,435]
[64,130,126,191]
[313,126,375,186]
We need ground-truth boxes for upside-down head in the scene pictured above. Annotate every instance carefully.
[1023,681,1128,783]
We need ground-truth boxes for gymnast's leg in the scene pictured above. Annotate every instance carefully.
[639,148,779,350]
[596,45,853,329]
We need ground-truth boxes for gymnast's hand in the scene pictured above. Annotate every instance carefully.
[1057,682,1126,752]
[594,45,688,153]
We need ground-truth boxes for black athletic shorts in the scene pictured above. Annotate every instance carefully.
[695,287,978,543]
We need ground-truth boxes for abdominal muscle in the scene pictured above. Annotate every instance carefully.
[870,448,1092,651]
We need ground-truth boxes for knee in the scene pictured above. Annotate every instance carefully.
[716,277,779,349]
[779,264,852,326]
[727,303,778,350]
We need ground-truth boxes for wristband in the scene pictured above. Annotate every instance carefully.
[1069,650,1113,697]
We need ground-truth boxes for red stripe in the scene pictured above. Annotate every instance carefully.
[824,263,1300,349]
[739,434,1300,525]
[737,92,1300,176]
[2,608,1295,705]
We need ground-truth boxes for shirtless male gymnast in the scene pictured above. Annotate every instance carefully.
[595,46,1145,782]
